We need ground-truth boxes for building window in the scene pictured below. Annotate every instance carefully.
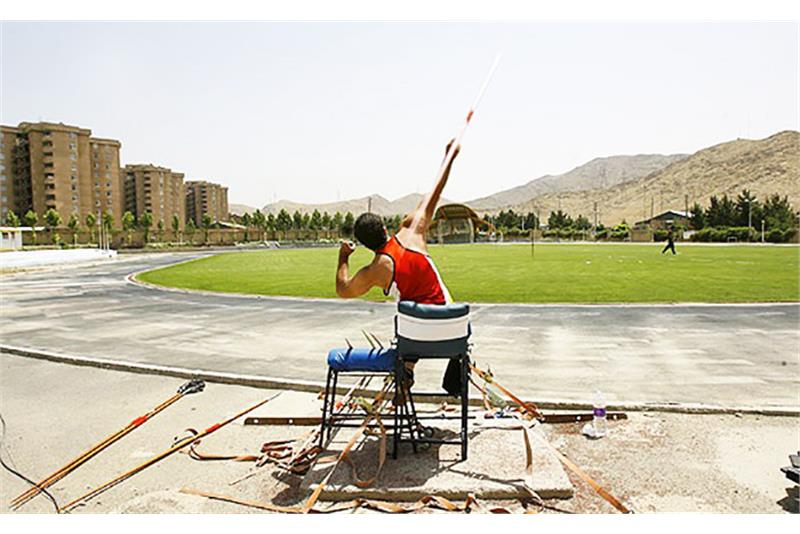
[70,153,77,161]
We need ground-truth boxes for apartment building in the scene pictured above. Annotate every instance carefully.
[0,126,20,221]
[122,164,185,230]
[185,180,229,226]
[0,122,122,226]
[90,137,124,224]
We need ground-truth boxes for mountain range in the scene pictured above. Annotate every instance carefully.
[259,193,452,218]
[508,130,799,225]
[232,131,798,225]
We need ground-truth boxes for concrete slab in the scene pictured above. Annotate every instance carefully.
[0,248,117,269]
[302,418,573,501]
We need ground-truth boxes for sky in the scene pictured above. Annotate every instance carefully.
[1,21,798,206]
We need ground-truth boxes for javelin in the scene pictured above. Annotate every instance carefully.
[411,54,501,229]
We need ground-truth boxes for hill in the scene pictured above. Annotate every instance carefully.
[506,131,799,225]
[262,193,452,217]
[229,203,258,216]
[466,154,687,211]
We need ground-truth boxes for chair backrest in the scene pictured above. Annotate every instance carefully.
[394,301,470,357]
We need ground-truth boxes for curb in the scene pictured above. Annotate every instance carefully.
[2,344,797,417]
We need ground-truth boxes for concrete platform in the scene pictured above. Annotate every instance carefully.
[302,417,574,501]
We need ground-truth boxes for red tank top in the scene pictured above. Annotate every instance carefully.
[376,236,451,305]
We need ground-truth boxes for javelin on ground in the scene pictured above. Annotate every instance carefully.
[410,53,502,229]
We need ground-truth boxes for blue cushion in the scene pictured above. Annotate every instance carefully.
[398,301,470,319]
[327,347,397,372]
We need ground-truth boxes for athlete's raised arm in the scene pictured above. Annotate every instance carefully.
[401,139,460,236]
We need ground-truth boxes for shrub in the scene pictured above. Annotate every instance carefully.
[690,226,755,242]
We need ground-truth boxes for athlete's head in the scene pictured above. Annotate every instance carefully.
[354,212,388,251]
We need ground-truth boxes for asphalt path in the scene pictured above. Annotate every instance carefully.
[1,251,797,409]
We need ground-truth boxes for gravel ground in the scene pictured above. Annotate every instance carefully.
[1,354,797,514]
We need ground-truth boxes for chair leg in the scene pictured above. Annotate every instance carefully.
[320,367,332,449]
[460,354,469,461]
[393,360,400,459]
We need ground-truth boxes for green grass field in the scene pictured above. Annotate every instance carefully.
[136,243,800,304]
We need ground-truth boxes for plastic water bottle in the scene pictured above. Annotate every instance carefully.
[593,390,607,437]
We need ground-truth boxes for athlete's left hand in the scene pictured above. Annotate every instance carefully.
[339,240,356,259]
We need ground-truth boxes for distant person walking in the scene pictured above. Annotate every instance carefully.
[661,230,677,255]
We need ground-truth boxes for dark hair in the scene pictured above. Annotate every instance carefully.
[354,213,388,251]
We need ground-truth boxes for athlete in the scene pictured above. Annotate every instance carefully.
[661,229,677,255]
[335,139,460,394]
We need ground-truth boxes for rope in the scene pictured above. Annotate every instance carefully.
[0,413,61,513]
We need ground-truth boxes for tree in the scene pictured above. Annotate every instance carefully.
[121,211,136,245]
[495,209,522,230]
[186,218,196,243]
[241,212,252,241]
[252,210,266,240]
[332,212,343,236]
[276,209,292,240]
[310,209,322,230]
[139,212,153,244]
[321,211,332,231]
[384,214,402,232]
[734,189,758,228]
[171,214,181,242]
[547,209,572,230]
[44,208,62,246]
[292,210,303,230]
[5,211,20,228]
[24,210,38,244]
[762,194,797,230]
[44,208,62,229]
[266,213,276,232]
[202,213,213,244]
[523,212,539,231]
[574,214,591,231]
[689,203,706,230]
[706,194,736,227]
[157,219,165,242]
[67,214,80,245]
[102,212,114,233]
[85,212,97,244]
[342,212,355,236]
